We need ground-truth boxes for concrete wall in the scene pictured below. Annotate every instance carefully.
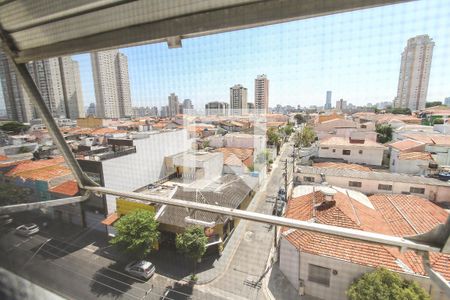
[279,237,300,289]
[102,130,190,214]
[390,149,429,175]
[318,145,384,166]
[426,145,450,166]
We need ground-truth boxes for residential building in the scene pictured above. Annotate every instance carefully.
[280,187,449,300]
[183,99,194,111]
[254,74,269,113]
[59,57,85,119]
[318,136,386,166]
[388,139,430,174]
[324,91,332,110]
[394,35,434,111]
[116,52,132,117]
[230,84,247,115]
[247,103,255,110]
[91,50,132,118]
[445,97,450,107]
[86,103,96,116]
[160,105,169,118]
[295,165,450,203]
[168,93,179,117]
[335,99,347,111]
[205,101,229,116]
[166,151,224,181]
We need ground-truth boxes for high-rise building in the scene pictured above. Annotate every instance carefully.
[0,51,34,122]
[160,105,169,118]
[91,50,132,118]
[59,57,85,119]
[86,103,96,116]
[0,51,84,122]
[254,74,269,113]
[205,101,229,116]
[335,99,347,111]
[325,91,332,110]
[168,93,179,117]
[230,84,247,115]
[394,35,434,111]
[183,99,194,111]
[444,97,450,107]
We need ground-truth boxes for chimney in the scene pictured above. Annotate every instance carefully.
[320,187,337,202]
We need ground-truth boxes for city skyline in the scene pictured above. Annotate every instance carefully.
[1,0,450,114]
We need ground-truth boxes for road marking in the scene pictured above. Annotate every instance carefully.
[6,237,33,251]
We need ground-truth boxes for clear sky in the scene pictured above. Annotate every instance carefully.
[2,0,450,111]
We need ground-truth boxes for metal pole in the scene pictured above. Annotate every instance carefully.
[7,61,97,188]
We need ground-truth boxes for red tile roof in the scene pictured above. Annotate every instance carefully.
[283,191,450,280]
[49,180,79,196]
[0,155,7,161]
[216,147,254,167]
[389,139,425,151]
[398,151,432,161]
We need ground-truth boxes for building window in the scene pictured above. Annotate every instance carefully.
[308,264,331,287]
[410,187,425,194]
[349,181,362,188]
[358,150,363,154]
[304,176,315,182]
[321,147,329,150]
[332,149,336,153]
[378,184,392,191]
[342,150,351,155]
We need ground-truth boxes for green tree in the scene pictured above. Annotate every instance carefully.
[293,125,316,148]
[386,107,412,115]
[294,114,306,125]
[425,101,442,108]
[110,209,160,259]
[0,122,30,134]
[0,183,31,205]
[283,124,294,136]
[175,226,208,279]
[347,268,430,300]
[376,124,393,143]
[267,127,281,146]
[433,118,444,125]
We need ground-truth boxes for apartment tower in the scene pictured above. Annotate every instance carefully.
[394,35,434,111]
[325,91,332,110]
[230,84,247,115]
[168,93,179,117]
[254,74,269,113]
[91,50,132,118]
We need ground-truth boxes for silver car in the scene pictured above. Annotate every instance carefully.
[125,260,156,280]
[15,223,40,236]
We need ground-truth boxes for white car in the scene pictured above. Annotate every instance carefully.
[15,223,40,236]
[125,260,156,280]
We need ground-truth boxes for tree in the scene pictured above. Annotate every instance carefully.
[425,101,442,108]
[376,124,393,143]
[283,124,294,136]
[433,118,444,125]
[386,107,411,115]
[293,125,316,148]
[267,127,281,146]
[294,114,306,125]
[175,226,208,279]
[0,121,30,134]
[110,209,160,259]
[347,267,430,300]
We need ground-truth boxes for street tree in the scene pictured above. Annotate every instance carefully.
[347,267,430,300]
[293,125,315,148]
[0,121,30,134]
[283,124,294,136]
[175,226,208,279]
[110,209,160,259]
[376,124,393,143]
[294,114,306,124]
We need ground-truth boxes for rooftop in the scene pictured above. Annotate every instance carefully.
[49,180,79,196]
[313,162,371,172]
[320,136,385,148]
[398,151,433,161]
[389,139,425,151]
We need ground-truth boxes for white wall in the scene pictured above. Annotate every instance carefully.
[280,237,300,289]
[102,130,190,214]
[426,145,450,166]
[318,145,384,166]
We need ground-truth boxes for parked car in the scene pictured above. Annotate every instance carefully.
[0,215,13,226]
[125,260,156,280]
[15,223,39,236]
[272,201,285,216]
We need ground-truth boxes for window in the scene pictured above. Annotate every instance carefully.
[349,181,362,188]
[332,149,336,153]
[410,187,425,194]
[308,264,331,286]
[378,184,392,191]
[342,150,351,155]
[304,176,315,182]
[321,147,329,150]
[358,150,363,154]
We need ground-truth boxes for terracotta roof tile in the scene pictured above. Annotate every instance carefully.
[398,151,432,160]
[216,148,254,167]
[389,139,425,151]
[313,162,371,172]
[49,180,79,196]
[0,155,7,161]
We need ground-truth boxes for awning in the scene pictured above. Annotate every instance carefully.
[101,212,120,226]
[0,0,409,63]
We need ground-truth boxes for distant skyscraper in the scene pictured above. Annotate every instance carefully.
[205,101,229,116]
[254,74,269,113]
[230,84,247,115]
[183,99,194,111]
[91,50,131,118]
[160,105,169,118]
[86,103,96,116]
[336,99,347,111]
[394,35,434,111]
[445,97,450,107]
[0,51,84,122]
[59,56,84,119]
[168,93,179,117]
[325,91,332,110]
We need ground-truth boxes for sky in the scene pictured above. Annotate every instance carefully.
[2,0,450,111]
